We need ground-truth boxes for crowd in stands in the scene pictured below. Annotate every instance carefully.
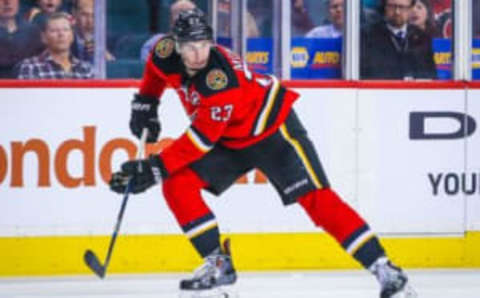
[360,0,437,79]
[17,11,94,79]
[0,0,44,78]
[0,0,105,79]
[0,0,475,80]
[296,0,454,79]
[296,0,452,39]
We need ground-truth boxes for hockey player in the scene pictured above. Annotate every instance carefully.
[109,8,416,298]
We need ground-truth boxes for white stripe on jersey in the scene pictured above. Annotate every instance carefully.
[186,127,213,153]
[253,75,280,136]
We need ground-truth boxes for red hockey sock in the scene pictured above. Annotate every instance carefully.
[162,168,220,257]
[298,188,385,268]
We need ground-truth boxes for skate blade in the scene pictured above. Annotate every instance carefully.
[391,283,418,298]
[179,286,238,298]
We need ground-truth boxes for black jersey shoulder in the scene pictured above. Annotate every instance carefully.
[191,46,240,97]
[151,35,183,74]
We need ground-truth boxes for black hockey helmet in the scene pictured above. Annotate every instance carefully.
[172,8,213,43]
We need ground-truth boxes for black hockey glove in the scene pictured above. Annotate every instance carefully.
[109,155,165,194]
[129,93,161,143]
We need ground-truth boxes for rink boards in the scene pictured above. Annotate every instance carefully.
[1,81,480,275]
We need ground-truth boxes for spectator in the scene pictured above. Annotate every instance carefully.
[216,0,258,39]
[17,12,93,79]
[291,0,314,37]
[409,0,438,37]
[25,0,64,29]
[0,0,44,78]
[140,0,196,62]
[71,0,114,63]
[431,0,451,38]
[246,11,259,38]
[360,0,437,79]
[305,0,344,38]
[37,0,63,14]
[216,0,231,37]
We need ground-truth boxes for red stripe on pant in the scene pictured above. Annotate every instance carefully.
[298,188,366,244]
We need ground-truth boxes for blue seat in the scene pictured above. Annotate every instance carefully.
[107,59,145,79]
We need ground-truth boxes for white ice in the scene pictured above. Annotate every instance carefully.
[0,269,479,298]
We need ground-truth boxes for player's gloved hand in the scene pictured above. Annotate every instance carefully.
[129,93,161,143]
[109,155,164,194]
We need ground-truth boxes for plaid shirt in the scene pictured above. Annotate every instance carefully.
[17,51,94,79]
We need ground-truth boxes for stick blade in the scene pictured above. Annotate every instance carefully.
[84,249,105,278]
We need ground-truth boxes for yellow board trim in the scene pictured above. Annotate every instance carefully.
[1,232,480,276]
[279,124,323,188]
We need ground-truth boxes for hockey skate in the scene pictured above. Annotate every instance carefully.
[179,239,237,298]
[372,258,417,298]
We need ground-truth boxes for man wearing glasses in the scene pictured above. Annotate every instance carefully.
[360,0,437,80]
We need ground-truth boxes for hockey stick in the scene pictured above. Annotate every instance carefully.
[84,128,148,278]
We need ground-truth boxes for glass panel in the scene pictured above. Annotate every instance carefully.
[360,0,452,80]
[106,0,208,79]
[291,0,344,79]
[246,0,274,75]
[106,0,150,78]
[473,0,480,80]
[216,0,232,48]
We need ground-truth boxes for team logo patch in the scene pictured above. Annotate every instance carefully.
[188,91,200,106]
[155,38,174,58]
[206,69,228,90]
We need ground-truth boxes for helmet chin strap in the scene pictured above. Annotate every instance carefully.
[175,42,182,54]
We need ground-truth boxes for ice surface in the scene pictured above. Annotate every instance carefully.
[0,269,479,298]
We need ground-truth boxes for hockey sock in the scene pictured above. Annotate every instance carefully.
[298,188,385,268]
[183,213,221,257]
[163,168,221,257]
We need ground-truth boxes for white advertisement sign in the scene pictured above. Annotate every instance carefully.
[357,89,467,234]
[0,87,478,237]
[0,88,345,236]
[467,89,480,231]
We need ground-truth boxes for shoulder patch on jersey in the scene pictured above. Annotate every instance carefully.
[191,47,239,97]
[151,35,182,74]
[155,37,175,59]
[206,69,228,91]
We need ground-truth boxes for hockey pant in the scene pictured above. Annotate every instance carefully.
[162,168,385,269]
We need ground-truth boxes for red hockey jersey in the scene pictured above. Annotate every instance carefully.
[139,36,299,177]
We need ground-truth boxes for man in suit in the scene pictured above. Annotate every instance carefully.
[71,0,114,63]
[361,0,437,80]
